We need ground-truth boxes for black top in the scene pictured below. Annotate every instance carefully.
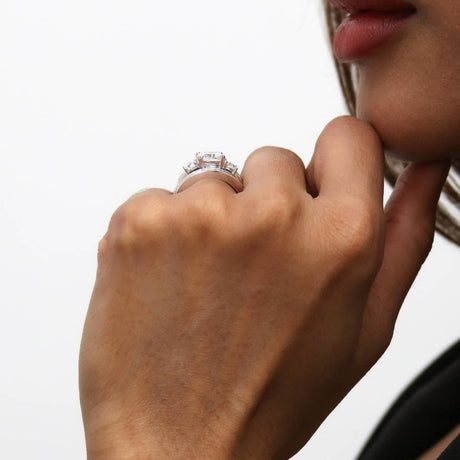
[356,338,460,460]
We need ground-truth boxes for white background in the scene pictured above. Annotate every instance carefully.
[1,0,458,458]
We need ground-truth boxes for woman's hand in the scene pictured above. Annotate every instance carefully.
[79,116,451,459]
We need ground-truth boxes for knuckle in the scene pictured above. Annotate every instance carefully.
[329,200,383,274]
[248,146,306,171]
[105,196,174,251]
[97,235,109,262]
[255,188,304,233]
[183,187,234,238]
[212,191,304,252]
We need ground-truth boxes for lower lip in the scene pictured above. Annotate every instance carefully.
[333,11,416,62]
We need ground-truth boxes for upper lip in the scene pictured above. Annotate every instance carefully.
[328,0,416,14]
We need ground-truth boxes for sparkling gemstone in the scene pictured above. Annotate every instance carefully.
[225,162,238,175]
[196,151,225,168]
[183,160,199,173]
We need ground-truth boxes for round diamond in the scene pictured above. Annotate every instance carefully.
[196,151,225,168]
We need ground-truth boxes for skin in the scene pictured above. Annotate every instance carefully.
[345,1,460,458]
[79,131,450,459]
[79,1,459,459]
[352,0,460,161]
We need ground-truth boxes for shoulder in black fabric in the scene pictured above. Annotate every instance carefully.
[356,338,460,460]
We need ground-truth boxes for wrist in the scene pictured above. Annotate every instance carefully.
[83,410,242,460]
[85,431,239,460]
[84,419,155,460]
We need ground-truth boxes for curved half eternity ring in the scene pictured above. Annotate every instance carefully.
[174,152,244,194]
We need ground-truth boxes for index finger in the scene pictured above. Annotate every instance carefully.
[306,116,385,207]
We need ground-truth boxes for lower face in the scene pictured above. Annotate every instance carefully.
[345,1,460,162]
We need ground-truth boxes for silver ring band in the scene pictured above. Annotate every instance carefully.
[174,152,243,193]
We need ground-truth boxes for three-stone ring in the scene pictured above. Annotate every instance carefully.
[174,152,244,194]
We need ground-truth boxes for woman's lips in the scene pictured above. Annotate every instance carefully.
[329,0,416,14]
[333,10,417,62]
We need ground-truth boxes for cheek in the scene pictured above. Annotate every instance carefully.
[355,15,460,162]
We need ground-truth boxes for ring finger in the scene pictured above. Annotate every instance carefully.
[174,169,242,196]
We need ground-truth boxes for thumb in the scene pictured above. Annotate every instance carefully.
[355,157,451,370]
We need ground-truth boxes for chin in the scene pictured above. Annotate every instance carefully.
[356,104,458,163]
[354,62,460,163]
